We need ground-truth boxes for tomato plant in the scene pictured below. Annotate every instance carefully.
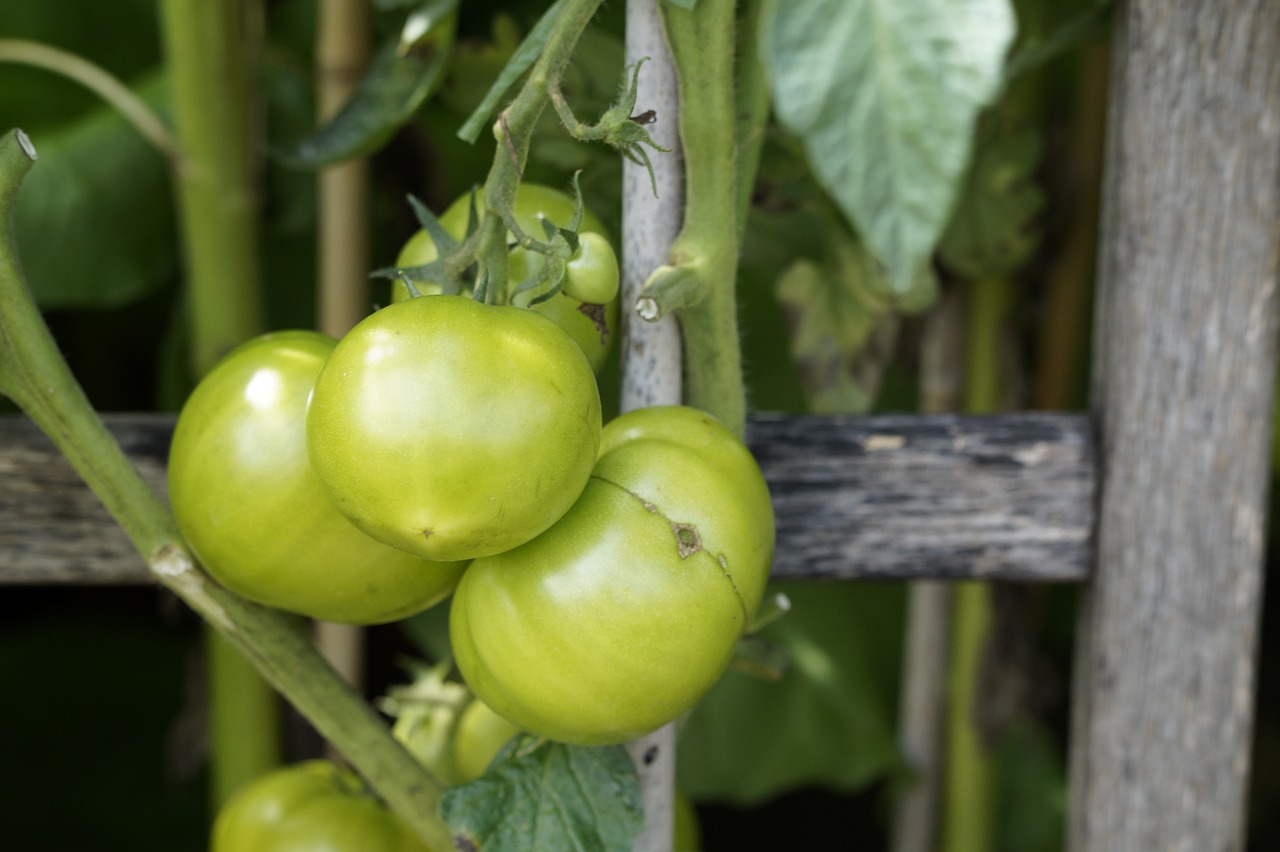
[449,405,774,745]
[167,331,466,624]
[306,294,603,562]
[212,760,438,852]
[392,183,619,373]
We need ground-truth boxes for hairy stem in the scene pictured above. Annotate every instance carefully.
[477,0,605,304]
[0,128,455,851]
[655,0,744,434]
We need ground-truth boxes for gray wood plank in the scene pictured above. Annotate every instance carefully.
[1066,2,1280,850]
[0,411,1096,585]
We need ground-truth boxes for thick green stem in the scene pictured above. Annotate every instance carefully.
[944,581,996,852]
[656,0,744,434]
[159,0,264,376]
[942,274,1011,852]
[0,129,454,851]
[158,0,275,807]
[477,0,605,304]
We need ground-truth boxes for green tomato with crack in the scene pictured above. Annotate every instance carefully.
[450,406,774,745]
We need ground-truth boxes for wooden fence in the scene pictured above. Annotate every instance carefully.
[2,1,1278,850]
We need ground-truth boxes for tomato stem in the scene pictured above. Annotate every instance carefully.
[475,0,606,305]
[0,129,457,852]
[648,0,745,435]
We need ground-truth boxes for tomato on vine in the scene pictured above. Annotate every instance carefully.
[212,760,440,851]
[391,183,619,373]
[450,405,775,745]
[167,331,465,624]
[306,295,602,563]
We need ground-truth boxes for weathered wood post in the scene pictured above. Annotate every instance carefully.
[1067,2,1280,849]
[621,0,683,848]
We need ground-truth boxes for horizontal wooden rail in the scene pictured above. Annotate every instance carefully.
[0,411,1095,584]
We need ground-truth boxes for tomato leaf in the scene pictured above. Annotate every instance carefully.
[442,736,643,852]
[14,72,177,309]
[762,0,1015,293]
[456,0,568,144]
[275,0,457,168]
[939,124,1045,279]
[664,0,700,10]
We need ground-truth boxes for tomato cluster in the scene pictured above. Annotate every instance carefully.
[173,185,773,824]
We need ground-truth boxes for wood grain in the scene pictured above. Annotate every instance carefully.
[1067,2,1280,850]
[0,411,1096,585]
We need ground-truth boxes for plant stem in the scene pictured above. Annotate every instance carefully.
[656,0,744,434]
[942,274,1011,852]
[0,39,180,162]
[157,0,277,807]
[944,581,996,852]
[476,0,605,304]
[158,0,264,377]
[0,128,455,851]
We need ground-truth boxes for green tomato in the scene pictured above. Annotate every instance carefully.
[168,331,465,625]
[449,406,775,745]
[212,760,437,852]
[392,183,619,373]
[452,698,522,784]
[563,231,620,305]
[306,295,602,562]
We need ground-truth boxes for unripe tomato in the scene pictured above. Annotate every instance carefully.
[212,760,437,851]
[450,406,775,745]
[306,295,602,562]
[563,231,620,305]
[167,331,465,624]
[392,183,619,373]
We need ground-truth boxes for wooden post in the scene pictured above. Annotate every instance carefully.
[620,0,683,849]
[1068,2,1280,850]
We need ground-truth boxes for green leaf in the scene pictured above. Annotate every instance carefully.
[456,0,568,144]
[762,0,1016,292]
[13,72,177,310]
[664,0,700,10]
[677,583,906,804]
[276,0,457,168]
[442,737,643,852]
